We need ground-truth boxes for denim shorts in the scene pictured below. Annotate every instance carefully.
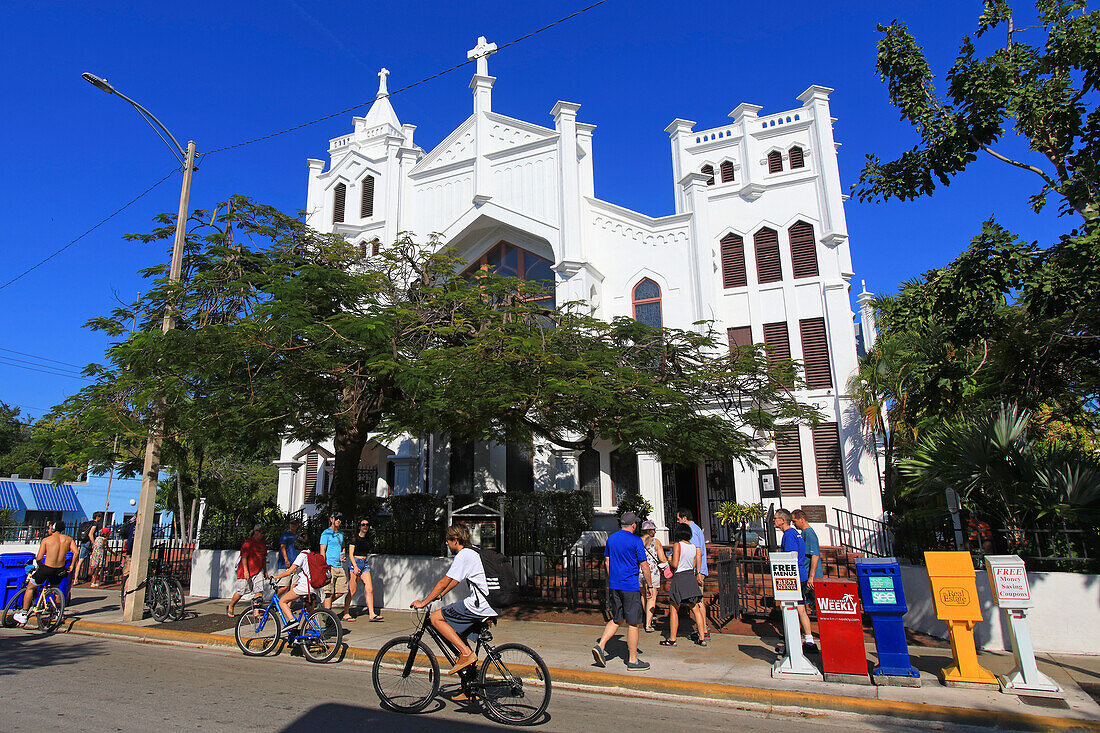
[351,557,371,575]
[441,601,487,639]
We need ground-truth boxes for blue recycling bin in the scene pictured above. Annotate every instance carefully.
[856,557,919,680]
[0,553,36,610]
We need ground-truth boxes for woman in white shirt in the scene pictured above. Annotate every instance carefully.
[661,523,706,647]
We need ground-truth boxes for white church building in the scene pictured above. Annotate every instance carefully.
[276,37,882,544]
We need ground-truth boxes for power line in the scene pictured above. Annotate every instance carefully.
[0,354,85,377]
[0,357,92,381]
[0,167,179,293]
[205,0,609,156]
[0,347,83,369]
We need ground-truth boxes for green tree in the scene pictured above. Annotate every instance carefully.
[59,197,820,520]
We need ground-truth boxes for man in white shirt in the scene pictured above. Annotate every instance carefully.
[412,524,496,675]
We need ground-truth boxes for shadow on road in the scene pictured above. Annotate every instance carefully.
[0,631,106,676]
[280,702,541,731]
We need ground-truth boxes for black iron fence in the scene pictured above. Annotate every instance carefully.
[833,507,892,557]
[512,549,607,610]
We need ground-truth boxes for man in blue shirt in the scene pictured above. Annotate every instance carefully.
[676,508,709,641]
[276,519,300,592]
[593,511,650,671]
[319,513,351,620]
[774,508,816,653]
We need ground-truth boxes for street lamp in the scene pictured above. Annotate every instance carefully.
[84,72,197,622]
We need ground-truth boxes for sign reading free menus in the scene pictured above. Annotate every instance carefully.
[769,551,803,603]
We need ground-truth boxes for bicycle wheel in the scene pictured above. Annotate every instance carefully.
[2,583,25,628]
[299,607,342,663]
[479,643,552,726]
[235,604,282,656]
[372,636,440,713]
[36,587,66,632]
[150,577,172,622]
[165,577,186,621]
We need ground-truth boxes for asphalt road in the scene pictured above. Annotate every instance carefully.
[0,630,949,732]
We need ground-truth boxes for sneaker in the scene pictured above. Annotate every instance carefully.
[447,653,478,676]
[13,612,27,626]
[625,659,650,671]
[802,641,819,654]
[591,645,608,668]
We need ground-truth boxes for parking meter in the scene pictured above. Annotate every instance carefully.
[984,555,1061,696]
[769,551,821,679]
[814,578,869,684]
[924,551,997,687]
[856,558,919,686]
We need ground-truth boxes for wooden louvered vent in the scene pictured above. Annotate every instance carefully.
[813,423,846,496]
[789,146,805,169]
[799,317,832,389]
[768,150,783,174]
[701,164,715,186]
[720,234,747,288]
[333,183,346,224]
[720,160,735,183]
[788,221,819,279]
[755,228,783,283]
[775,427,806,497]
[762,321,791,366]
[303,453,319,502]
[361,175,375,218]
[727,325,752,349]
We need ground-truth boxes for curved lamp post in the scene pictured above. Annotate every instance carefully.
[83,72,196,621]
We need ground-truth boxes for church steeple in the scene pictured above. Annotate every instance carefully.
[362,67,401,132]
[468,35,496,116]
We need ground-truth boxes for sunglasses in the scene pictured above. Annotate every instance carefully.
[359,523,369,527]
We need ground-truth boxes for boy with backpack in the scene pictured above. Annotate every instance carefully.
[271,533,330,626]
[411,524,510,676]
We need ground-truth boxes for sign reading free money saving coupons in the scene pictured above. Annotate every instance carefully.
[770,551,803,603]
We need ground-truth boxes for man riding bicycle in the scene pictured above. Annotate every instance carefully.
[411,524,497,676]
[15,520,77,626]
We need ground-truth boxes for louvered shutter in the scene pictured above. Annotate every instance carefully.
[720,234,747,288]
[788,221,819,279]
[727,326,752,349]
[763,321,791,371]
[720,160,735,183]
[360,175,375,218]
[768,151,783,174]
[372,241,381,256]
[799,317,832,389]
[813,423,846,496]
[700,164,715,186]
[789,146,805,169]
[775,427,805,497]
[755,228,782,283]
[333,183,346,224]
[303,453,318,502]
[359,241,368,259]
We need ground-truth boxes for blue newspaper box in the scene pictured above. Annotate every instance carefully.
[0,553,36,610]
[856,557,920,684]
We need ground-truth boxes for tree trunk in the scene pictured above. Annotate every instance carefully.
[331,413,382,519]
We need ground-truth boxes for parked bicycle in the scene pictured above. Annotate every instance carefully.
[120,560,186,623]
[233,580,343,663]
[1,561,66,632]
[372,601,551,726]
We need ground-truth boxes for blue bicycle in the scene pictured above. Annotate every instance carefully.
[233,581,343,663]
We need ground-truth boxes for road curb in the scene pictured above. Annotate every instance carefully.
[63,618,1100,732]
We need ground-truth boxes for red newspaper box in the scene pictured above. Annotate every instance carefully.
[815,578,870,684]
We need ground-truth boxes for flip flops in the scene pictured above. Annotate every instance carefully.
[659,638,677,646]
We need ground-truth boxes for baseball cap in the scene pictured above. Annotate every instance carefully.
[641,520,657,531]
[620,511,640,526]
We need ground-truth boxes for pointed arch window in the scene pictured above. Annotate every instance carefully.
[700,164,715,186]
[788,146,805,170]
[767,150,783,174]
[632,278,662,327]
[462,241,556,308]
[788,220,818,279]
[360,175,375,218]
[754,227,783,283]
[333,183,346,224]
[720,233,747,288]
[720,160,735,183]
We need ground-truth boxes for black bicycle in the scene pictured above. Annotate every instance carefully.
[120,560,185,622]
[371,602,551,726]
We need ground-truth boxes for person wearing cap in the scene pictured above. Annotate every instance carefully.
[227,525,268,617]
[592,511,651,672]
[319,512,352,621]
[639,519,668,633]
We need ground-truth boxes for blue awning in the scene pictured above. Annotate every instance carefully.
[28,482,80,512]
[0,481,25,511]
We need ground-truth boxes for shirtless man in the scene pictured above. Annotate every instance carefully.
[15,520,78,626]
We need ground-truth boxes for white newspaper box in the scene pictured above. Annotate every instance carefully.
[984,555,1061,696]
[769,551,821,679]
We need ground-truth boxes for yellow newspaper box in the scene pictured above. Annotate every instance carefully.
[924,551,997,687]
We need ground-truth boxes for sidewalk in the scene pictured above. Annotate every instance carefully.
[60,586,1100,731]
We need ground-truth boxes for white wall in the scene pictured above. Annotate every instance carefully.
[899,563,1100,655]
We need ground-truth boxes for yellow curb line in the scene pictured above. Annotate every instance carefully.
[64,618,1100,732]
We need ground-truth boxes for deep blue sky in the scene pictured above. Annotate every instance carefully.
[0,0,1067,423]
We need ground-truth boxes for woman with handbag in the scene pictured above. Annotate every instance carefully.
[661,523,707,646]
[639,520,669,633]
